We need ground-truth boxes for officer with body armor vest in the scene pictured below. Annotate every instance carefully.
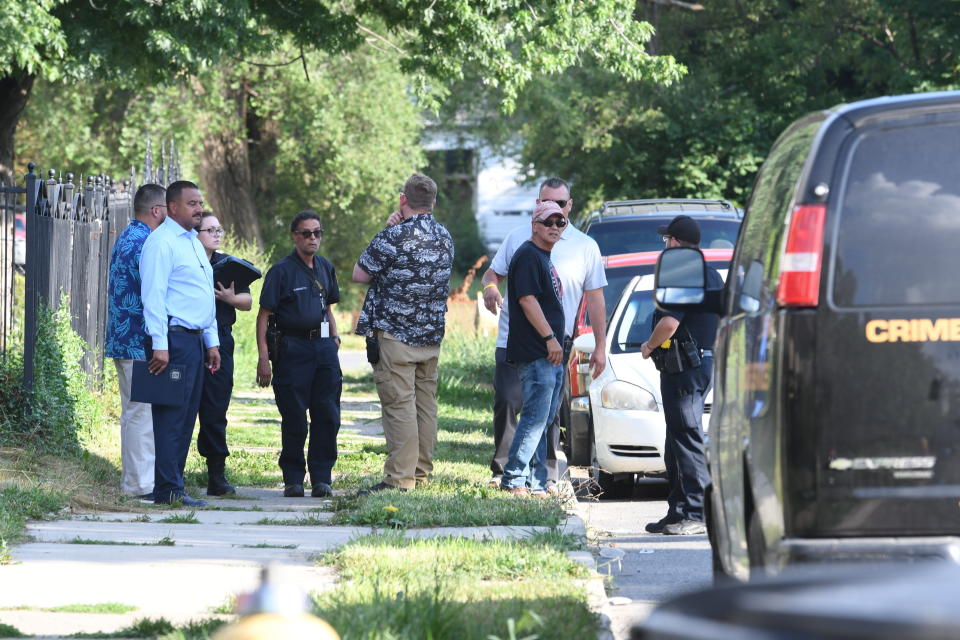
[256,210,342,499]
[641,215,723,536]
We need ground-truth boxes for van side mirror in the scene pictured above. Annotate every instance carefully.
[654,247,724,314]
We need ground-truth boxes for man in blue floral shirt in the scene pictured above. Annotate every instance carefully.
[353,173,454,492]
[105,183,167,500]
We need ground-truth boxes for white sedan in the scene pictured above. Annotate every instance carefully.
[573,262,728,499]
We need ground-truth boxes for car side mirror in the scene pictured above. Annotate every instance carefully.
[572,332,596,355]
[654,247,725,314]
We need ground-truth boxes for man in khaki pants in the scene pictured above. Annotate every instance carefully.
[352,173,454,492]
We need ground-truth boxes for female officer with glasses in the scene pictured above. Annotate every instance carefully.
[255,210,342,499]
[195,212,252,496]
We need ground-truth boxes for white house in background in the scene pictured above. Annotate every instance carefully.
[475,156,539,254]
[422,130,539,255]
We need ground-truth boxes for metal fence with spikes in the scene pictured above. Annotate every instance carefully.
[18,163,135,390]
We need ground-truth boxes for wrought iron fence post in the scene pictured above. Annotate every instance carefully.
[23,163,38,394]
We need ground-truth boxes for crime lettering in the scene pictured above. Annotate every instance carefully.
[865,318,960,343]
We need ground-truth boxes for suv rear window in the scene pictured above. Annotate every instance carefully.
[832,120,960,306]
[587,218,739,256]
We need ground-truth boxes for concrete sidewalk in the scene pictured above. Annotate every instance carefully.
[1,483,590,637]
[0,357,600,638]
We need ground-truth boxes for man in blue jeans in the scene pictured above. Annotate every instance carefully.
[500,201,567,496]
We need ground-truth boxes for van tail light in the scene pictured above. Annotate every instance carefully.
[776,204,827,307]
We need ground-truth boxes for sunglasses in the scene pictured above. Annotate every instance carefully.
[536,216,568,228]
[296,229,323,239]
[541,199,569,208]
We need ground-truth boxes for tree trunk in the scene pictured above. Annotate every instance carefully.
[0,72,36,182]
[199,78,262,248]
[198,75,279,250]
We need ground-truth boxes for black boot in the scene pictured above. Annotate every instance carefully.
[206,458,236,496]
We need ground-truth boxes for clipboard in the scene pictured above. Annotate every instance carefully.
[213,256,262,290]
[131,360,187,406]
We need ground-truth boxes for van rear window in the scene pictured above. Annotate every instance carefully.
[832,120,960,306]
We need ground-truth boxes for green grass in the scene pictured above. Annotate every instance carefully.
[158,511,200,524]
[68,536,175,546]
[48,602,137,614]
[69,616,225,639]
[250,514,329,526]
[313,533,596,640]
[0,485,66,556]
[0,622,26,637]
[237,542,298,549]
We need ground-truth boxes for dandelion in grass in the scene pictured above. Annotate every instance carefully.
[383,505,399,513]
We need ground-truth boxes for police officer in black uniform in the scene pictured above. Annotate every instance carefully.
[641,215,723,536]
[256,210,342,498]
[196,212,253,496]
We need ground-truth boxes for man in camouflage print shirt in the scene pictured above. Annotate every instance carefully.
[353,173,454,492]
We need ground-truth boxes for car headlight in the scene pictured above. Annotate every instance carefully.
[600,380,658,411]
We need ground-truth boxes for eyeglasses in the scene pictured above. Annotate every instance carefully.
[536,216,568,228]
[541,199,569,208]
[296,229,323,239]
[199,227,225,236]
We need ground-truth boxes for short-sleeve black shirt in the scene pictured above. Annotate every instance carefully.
[259,252,340,331]
[506,241,565,363]
[210,251,252,329]
[653,264,724,349]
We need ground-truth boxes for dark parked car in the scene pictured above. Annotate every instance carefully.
[654,90,960,581]
[582,199,741,257]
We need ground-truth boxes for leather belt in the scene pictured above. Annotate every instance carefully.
[169,325,203,335]
[281,328,324,339]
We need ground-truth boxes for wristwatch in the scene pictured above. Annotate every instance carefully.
[541,332,555,343]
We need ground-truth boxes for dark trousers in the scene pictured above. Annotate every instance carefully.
[151,330,205,502]
[491,346,563,483]
[661,359,713,522]
[272,336,341,485]
[198,326,233,462]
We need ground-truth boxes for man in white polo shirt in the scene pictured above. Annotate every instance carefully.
[481,177,607,493]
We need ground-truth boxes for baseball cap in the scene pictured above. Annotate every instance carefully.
[533,200,564,221]
[657,215,701,245]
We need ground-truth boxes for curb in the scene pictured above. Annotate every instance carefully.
[563,504,615,640]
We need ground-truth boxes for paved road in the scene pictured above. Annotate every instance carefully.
[574,480,713,640]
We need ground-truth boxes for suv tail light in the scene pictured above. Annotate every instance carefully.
[777,204,827,307]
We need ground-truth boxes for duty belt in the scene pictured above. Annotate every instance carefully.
[701,349,713,358]
[281,328,325,339]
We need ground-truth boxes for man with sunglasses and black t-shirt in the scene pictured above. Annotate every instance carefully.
[481,178,607,496]
[256,210,342,499]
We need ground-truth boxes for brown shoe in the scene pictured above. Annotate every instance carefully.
[500,485,529,496]
[530,490,550,499]
[487,475,503,487]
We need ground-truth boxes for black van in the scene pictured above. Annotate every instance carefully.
[653,91,960,581]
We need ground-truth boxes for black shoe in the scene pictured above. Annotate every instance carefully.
[283,483,305,497]
[311,482,333,497]
[358,481,407,495]
[645,515,682,534]
[155,492,208,508]
[207,470,236,497]
[662,518,707,536]
[137,492,155,504]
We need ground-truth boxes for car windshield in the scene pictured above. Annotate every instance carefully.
[587,218,740,256]
[612,280,657,354]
